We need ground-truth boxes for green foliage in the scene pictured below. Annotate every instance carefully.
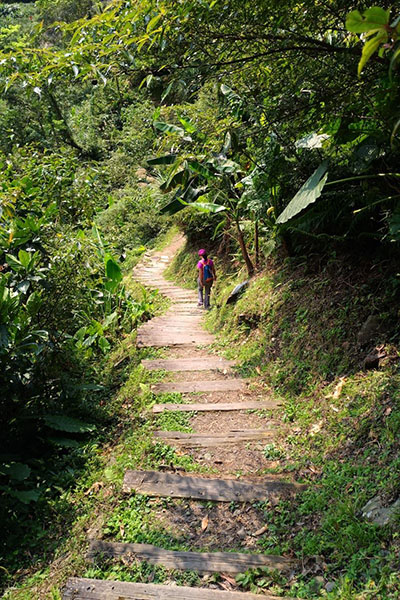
[276,162,329,225]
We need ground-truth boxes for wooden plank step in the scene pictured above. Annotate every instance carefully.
[123,470,303,501]
[137,337,213,348]
[63,577,293,599]
[153,429,275,447]
[142,358,235,371]
[152,400,279,413]
[151,380,246,393]
[140,325,205,332]
[88,540,295,574]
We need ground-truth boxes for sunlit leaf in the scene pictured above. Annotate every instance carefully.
[276,162,328,224]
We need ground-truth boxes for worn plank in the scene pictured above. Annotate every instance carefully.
[142,358,235,371]
[152,400,279,413]
[151,380,246,393]
[137,337,213,348]
[63,577,291,599]
[123,470,302,501]
[88,540,295,574]
[153,429,275,447]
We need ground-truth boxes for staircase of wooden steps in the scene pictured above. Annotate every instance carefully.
[62,237,302,599]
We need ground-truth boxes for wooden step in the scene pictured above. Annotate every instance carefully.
[151,380,246,393]
[88,540,296,574]
[152,400,279,413]
[63,577,294,599]
[142,358,235,371]
[123,470,303,501]
[137,336,213,348]
[153,429,275,447]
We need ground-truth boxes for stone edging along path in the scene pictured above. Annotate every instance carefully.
[62,235,303,599]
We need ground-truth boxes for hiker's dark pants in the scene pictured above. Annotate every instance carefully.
[198,278,212,309]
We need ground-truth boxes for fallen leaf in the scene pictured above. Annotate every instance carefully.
[221,574,237,586]
[309,421,323,436]
[254,524,268,536]
[201,515,209,531]
[119,523,125,538]
[84,481,104,495]
[385,407,392,416]
[325,377,346,400]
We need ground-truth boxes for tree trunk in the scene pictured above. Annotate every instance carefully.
[255,219,259,268]
[235,216,254,277]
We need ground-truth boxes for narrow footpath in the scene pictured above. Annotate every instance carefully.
[63,236,304,599]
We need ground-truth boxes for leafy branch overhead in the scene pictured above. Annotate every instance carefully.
[346,6,400,75]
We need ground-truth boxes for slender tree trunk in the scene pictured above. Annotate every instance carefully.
[45,90,84,153]
[235,216,254,277]
[255,218,259,268]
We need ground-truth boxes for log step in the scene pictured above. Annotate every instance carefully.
[63,577,295,599]
[142,358,236,371]
[122,470,303,501]
[152,400,279,413]
[153,429,275,447]
[137,333,214,348]
[151,380,246,393]
[88,540,296,574]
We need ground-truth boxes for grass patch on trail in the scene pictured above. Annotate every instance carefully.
[166,242,400,599]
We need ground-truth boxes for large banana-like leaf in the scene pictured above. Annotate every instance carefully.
[276,162,328,224]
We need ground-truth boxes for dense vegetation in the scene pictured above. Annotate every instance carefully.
[1,1,399,598]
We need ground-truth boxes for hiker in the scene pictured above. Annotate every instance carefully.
[197,249,216,310]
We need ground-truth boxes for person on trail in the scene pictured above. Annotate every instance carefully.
[197,249,216,310]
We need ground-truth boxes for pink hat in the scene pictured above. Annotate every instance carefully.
[198,249,206,256]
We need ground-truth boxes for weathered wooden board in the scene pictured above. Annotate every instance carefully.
[137,337,213,348]
[142,358,235,371]
[152,400,279,413]
[63,577,291,599]
[151,380,246,393]
[88,540,296,573]
[122,470,302,501]
[153,429,275,447]
[140,325,205,332]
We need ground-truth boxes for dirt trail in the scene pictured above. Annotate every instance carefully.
[64,235,301,599]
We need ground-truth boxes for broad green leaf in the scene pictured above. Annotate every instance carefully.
[0,462,31,481]
[160,167,187,191]
[18,249,31,269]
[295,132,330,149]
[194,202,227,214]
[146,13,162,33]
[346,7,390,33]
[26,291,42,316]
[10,489,40,504]
[178,116,197,134]
[358,32,387,75]
[48,437,81,448]
[44,414,96,433]
[188,159,215,179]
[105,257,122,286]
[98,336,111,353]
[153,121,185,137]
[5,253,22,271]
[161,81,173,103]
[160,193,187,215]
[276,162,328,224]
[147,154,177,165]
